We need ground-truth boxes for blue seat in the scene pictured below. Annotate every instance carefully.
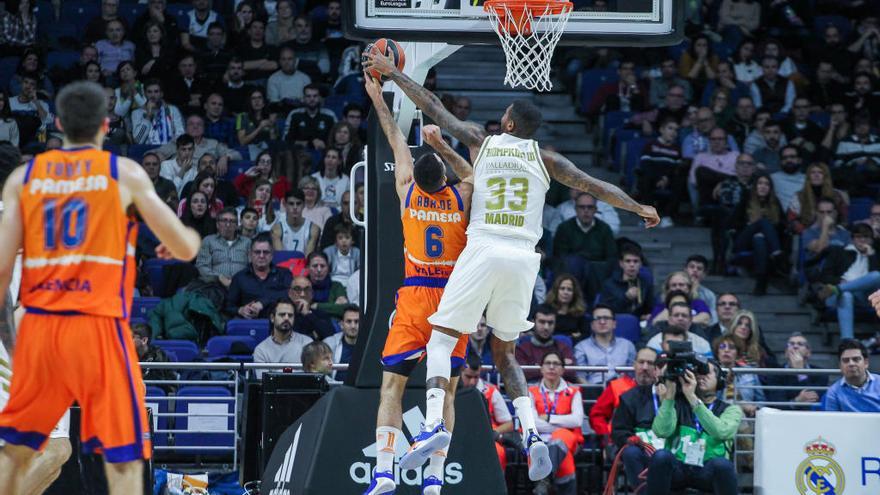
[46,50,79,71]
[601,111,633,151]
[167,3,191,27]
[614,314,640,344]
[143,258,185,295]
[35,1,55,26]
[46,21,80,48]
[225,159,251,182]
[145,386,170,447]
[849,197,873,224]
[174,386,235,450]
[153,339,200,362]
[578,68,617,114]
[808,112,830,129]
[131,297,161,321]
[667,40,689,60]
[623,136,650,187]
[205,335,257,361]
[60,1,99,21]
[127,144,155,160]
[0,57,19,88]
[119,3,147,26]
[226,319,270,342]
[814,15,852,39]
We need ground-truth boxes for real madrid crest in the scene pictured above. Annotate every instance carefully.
[795,437,845,495]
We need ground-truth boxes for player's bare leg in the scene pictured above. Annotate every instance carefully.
[104,459,143,495]
[423,376,459,495]
[0,443,38,494]
[365,372,408,495]
[399,326,460,470]
[490,335,552,481]
[21,438,71,495]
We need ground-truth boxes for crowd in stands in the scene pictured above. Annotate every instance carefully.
[0,0,370,376]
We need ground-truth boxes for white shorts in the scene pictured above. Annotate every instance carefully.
[428,237,540,341]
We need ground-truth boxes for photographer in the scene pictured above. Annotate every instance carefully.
[645,354,742,495]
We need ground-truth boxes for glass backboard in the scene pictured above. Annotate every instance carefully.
[344,0,683,46]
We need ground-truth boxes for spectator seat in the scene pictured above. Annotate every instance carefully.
[153,340,200,362]
[131,296,162,321]
[127,144,155,161]
[578,68,617,114]
[226,319,271,342]
[848,197,873,224]
[167,3,192,27]
[225,160,251,182]
[813,15,852,39]
[613,314,641,344]
[60,1,99,22]
[205,335,257,361]
[143,258,186,295]
[119,3,147,26]
[622,135,649,188]
[0,57,19,87]
[46,51,79,72]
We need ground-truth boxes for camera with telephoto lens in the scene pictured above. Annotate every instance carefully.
[660,341,710,382]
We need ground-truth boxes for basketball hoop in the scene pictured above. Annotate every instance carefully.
[484,0,573,92]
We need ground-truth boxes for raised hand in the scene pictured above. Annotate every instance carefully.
[639,204,661,228]
[421,125,445,149]
[364,73,383,101]
[362,47,398,78]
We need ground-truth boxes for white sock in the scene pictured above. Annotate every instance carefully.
[376,426,402,474]
[425,331,459,382]
[425,388,446,426]
[513,396,537,437]
[425,444,449,480]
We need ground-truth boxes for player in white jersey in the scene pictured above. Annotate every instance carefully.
[271,189,320,255]
[365,51,660,483]
[0,143,72,495]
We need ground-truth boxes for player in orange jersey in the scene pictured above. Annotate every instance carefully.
[363,76,476,495]
[0,143,73,495]
[0,81,201,495]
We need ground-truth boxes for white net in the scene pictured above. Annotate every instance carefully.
[484,1,573,92]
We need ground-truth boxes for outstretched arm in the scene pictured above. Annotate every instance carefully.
[364,49,486,149]
[542,149,660,228]
[364,74,413,193]
[421,124,473,181]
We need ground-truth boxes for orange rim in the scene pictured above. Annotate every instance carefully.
[483,0,573,19]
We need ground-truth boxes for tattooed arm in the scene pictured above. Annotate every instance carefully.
[541,149,660,228]
[364,50,486,150]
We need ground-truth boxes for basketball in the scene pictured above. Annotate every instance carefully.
[363,38,406,82]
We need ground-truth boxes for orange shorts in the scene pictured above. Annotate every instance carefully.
[0,311,151,462]
[382,285,469,376]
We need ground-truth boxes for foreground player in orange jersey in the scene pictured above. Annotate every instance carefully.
[0,81,201,495]
[363,76,474,495]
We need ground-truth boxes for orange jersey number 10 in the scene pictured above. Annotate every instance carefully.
[43,197,88,250]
